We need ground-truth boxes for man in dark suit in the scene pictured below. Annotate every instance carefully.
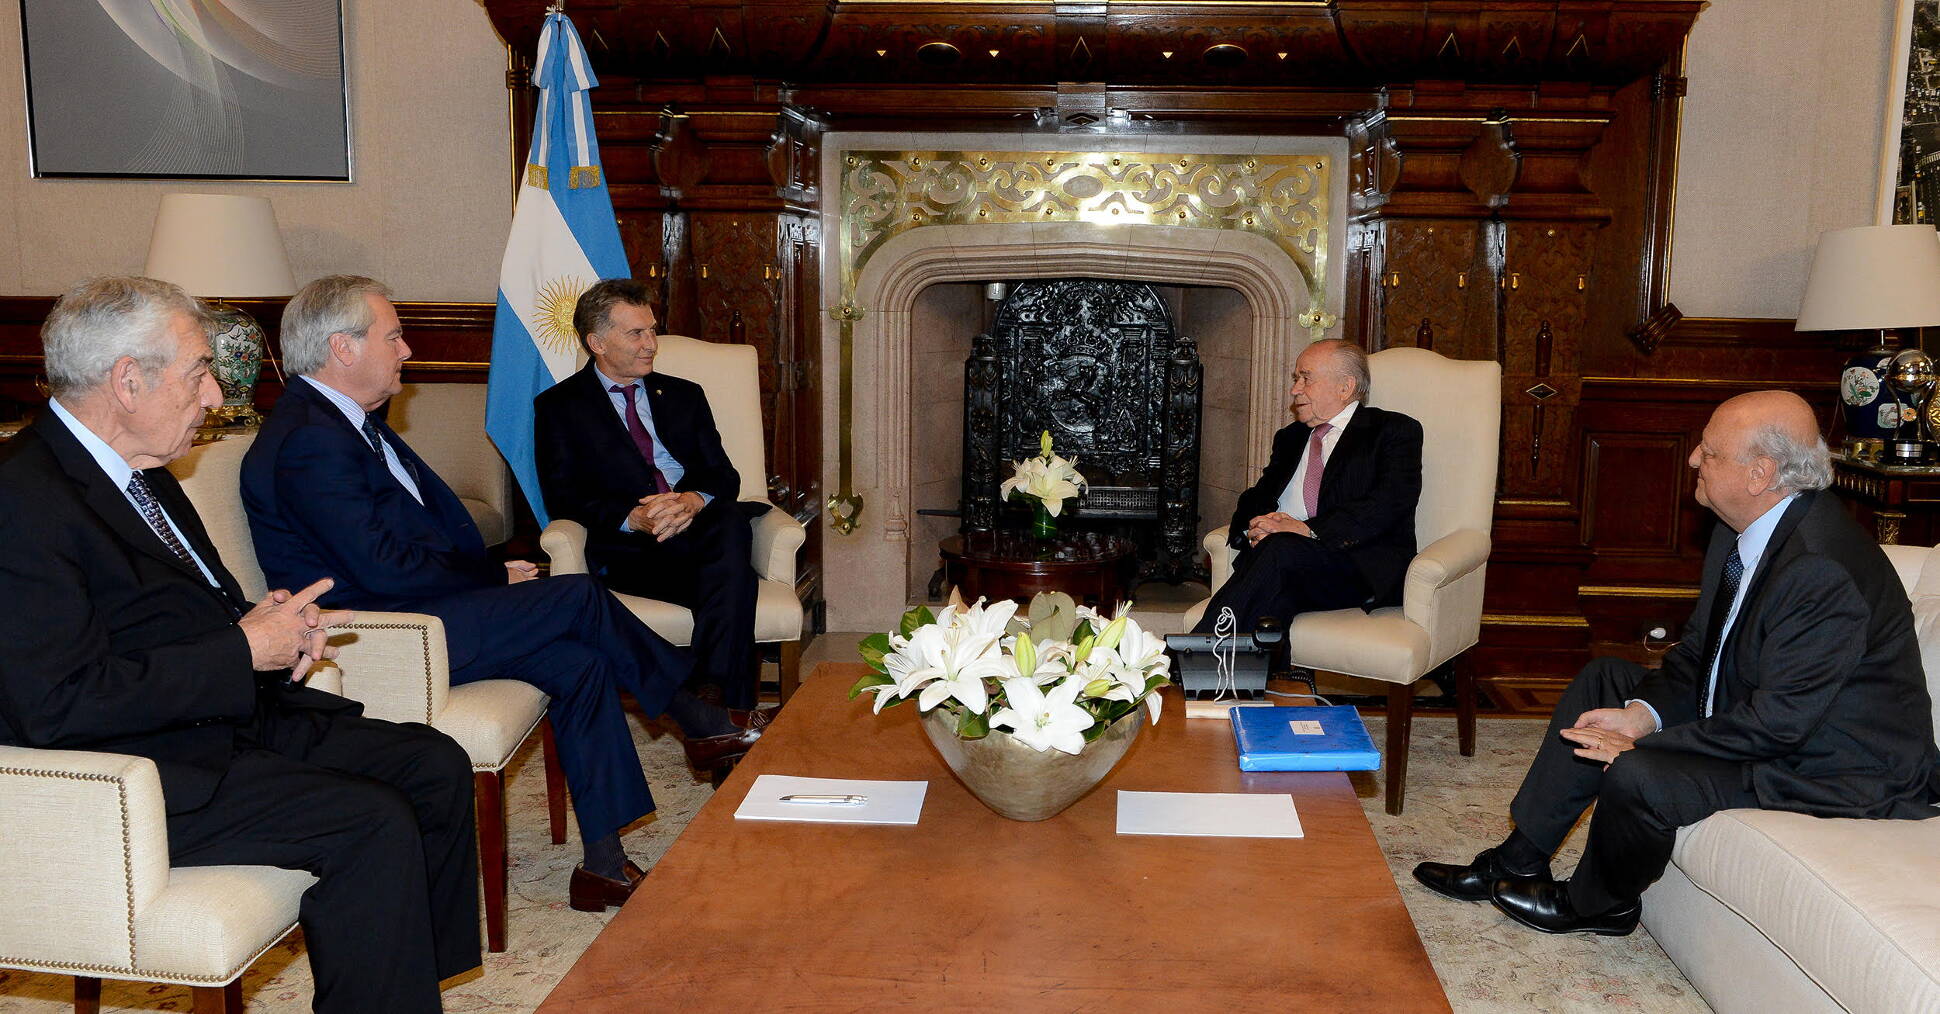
[1193,338,1423,633]
[0,276,479,1012]
[241,275,758,913]
[1416,391,1940,935]
[534,279,761,711]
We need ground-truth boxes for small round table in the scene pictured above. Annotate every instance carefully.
[939,531,1137,607]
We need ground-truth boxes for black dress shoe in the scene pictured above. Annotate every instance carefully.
[731,705,780,731]
[1489,878,1640,936]
[1413,847,1552,902]
[569,860,645,913]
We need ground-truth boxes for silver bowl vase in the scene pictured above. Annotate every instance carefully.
[919,707,1145,821]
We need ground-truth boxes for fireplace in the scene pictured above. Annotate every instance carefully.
[819,132,1348,630]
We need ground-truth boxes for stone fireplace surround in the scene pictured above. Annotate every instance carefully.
[819,133,1348,631]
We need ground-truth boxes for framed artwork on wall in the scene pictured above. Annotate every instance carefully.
[18,0,351,181]
[1884,0,1940,224]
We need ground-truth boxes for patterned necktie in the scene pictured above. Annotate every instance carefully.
[1302,422,1334,517]
[1701,548,1745,718]
[611,384,672,494]
[361,415,420,488]
[126,471,195,568]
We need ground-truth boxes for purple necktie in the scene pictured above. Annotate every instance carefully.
[611,383,671,494]
[1302,422,1334,517]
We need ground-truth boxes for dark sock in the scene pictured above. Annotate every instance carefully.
[1496,828,1550,875]
[583,832,626,880]
[663,689,740,738]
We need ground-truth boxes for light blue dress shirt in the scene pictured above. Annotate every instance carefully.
[301,376,425,506]
[592,365,711,533]
[47,397,219,588]
[1633,492,1798,730]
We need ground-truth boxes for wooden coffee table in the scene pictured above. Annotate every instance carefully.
[940,530,1137,606]
[539,663,1449,1012]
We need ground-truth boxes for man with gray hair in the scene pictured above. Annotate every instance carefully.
[1193,337,1423,634]
[242,275,760,914]
[1415,390,1939,936]
[0,277,480,1011]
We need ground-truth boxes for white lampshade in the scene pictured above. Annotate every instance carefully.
[143,193,296,298]
[1796,224,1940,331]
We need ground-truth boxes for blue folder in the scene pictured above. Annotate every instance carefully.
[1230,705,1381,772]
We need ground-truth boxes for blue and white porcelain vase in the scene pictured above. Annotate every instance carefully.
[1841,343,1907,447]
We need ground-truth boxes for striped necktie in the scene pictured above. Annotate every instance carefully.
[126,471,195,568]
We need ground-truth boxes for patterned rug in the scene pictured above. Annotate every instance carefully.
[0,712,1710,1013]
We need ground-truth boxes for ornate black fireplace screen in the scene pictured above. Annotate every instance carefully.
[960,279,1204,582]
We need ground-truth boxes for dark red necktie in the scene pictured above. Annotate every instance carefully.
[611,383,671,494]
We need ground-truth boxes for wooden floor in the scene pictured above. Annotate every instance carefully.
[540,662,1450,1012]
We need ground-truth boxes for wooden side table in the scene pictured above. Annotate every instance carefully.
[1831,452,1940,546]
[940,531,1137,606]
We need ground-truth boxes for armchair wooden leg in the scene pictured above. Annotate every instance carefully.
[474,770,509,953]
[1384,683,1415,816]
[1455,655,1477,758]
[73,976,100,1014]
[778,640,803,704]
[541,718,568,845]
[190,981,242,1013]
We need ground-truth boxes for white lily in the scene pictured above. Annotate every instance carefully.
[990,676,1096,755]
[999,432,1088,516]
[886,621,1010,714]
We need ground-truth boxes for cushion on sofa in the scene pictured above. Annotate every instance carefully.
[1670,807,1940,1012]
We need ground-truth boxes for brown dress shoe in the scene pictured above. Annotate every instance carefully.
[681,725,762,774]
[569,860,645,913]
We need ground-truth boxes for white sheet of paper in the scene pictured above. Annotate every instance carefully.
[733,774,928,826]
[1115,790,1304,838]
[1288,719,1325,735]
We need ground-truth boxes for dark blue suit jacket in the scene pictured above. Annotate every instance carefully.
[242,377,504,618]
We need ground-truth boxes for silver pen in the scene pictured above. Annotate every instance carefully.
[778,793,868,805]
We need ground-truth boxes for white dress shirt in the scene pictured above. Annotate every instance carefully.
[301,376,425,506]
[47,397,219,587]
[1275,401,1360,521]
[1632,492,1798,731]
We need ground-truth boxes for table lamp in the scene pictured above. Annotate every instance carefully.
[143,193,297,424]
[1796,224,1940,455]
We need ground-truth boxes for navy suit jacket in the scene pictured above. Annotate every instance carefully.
[0,410,355,813]
[534,364,756,560]
[1631,490,1940,818]
[1228,404,1424,606]
[242,377,504,618]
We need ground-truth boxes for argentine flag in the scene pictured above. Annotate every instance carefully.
[486,10,630,527]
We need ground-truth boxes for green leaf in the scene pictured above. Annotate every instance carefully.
[848,670,894,699]
[898,605,937,638]
[1013,632,1037,678]
[857,632,893,671]
[956,708,991,739]
[1142,673,1169,696]
[1072,619,1096,643]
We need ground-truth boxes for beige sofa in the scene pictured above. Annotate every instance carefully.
[1640,543,1940,1013]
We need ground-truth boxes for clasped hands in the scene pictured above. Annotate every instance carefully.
[239,578,352,682]
[627,490,704,542]
[1561,702,1656,767]
[1244,511,1313,546]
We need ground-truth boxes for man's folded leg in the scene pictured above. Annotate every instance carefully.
[1192,532,1369,634]
[167,715,478,1013]
[596,506,760,710]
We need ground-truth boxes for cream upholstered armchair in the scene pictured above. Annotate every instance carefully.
[167,434,564,954]
[541,334,809,700]
[1185,346,1501,814]
[0,745,314,1012]
[387,382,516,547]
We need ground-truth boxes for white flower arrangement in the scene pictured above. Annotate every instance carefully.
[851,594,1170,755]
[999,430,1087,517]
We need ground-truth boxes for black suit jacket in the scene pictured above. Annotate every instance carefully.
[533,364,746,557]
[0,411,354,813]
[242,377,504,615]
[1631,490,1940,819]
[1228,404,1424,606]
